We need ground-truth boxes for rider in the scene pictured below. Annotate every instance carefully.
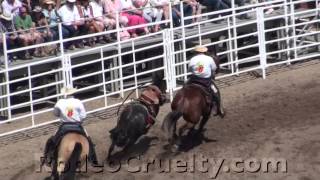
[187,45,225,118]
[43,86,98,166]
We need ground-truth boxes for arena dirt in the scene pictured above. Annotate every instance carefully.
[0,60,319,180]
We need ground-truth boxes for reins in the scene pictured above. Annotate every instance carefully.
[116,82,152,116]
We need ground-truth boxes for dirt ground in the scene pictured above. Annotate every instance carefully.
[0,60,319,180]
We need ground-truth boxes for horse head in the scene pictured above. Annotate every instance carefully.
[109,127,128,148]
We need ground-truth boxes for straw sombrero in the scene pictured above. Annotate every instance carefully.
[0,11,13,21]
[32,6,43,12]
[43,0,56,4]
[194,45,208,53]
[61,87,77,96]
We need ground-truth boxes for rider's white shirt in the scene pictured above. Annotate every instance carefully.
[189,54,217,78]
[54,98,86,123]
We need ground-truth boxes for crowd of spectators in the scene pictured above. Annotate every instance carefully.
[0,0,304,62]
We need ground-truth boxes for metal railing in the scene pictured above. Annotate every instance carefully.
[0,0,319,136]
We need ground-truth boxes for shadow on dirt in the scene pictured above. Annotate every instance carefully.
[106,136,159,162]
[157,129,217,160]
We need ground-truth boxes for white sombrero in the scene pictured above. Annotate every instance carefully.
[0,11,13,21]
[43,0,56,5]
[194,45,208,53]
[61,86,77,96]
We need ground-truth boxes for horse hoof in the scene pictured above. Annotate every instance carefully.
[171,144,179,152]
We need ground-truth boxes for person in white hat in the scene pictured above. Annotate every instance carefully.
[0,11,18,49]
[43,86,99,166]
[188,45,225,118]
[58,0,85,50]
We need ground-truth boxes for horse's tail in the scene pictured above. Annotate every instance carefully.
[61,142,82,180]
[162,111,182,140]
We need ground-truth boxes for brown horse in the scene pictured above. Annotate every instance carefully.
[161,84,216,150]
[47,133,89,180]
[162,55,220,150]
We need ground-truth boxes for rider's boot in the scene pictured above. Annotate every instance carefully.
[43,136,56,166]
[212,91,225,118]
[87,136,99,166]
[210,82,225,118]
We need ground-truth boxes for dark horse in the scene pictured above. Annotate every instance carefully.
[162,56,221,150]
[107,85,166,160]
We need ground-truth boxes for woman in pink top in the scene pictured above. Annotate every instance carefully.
[102,0,127,28]
[119,0,149,38]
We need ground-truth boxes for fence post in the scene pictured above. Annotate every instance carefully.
[57,23,66,98]
[316,0,320,52]
[168,2,176,92]
[1,33,10,119]
[115,11,124,98]
[180,1,188,82]
[256,7,267,79]
[163,29,173,101]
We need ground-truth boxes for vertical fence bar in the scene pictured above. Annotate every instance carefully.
[284,0,291,65]
[27,66,35,126]
[132,40,139,98]
[227,17,234,74]
[2,33,11,120]
[116,11,124,98]
[289,0,297,61]
[257,8,267,79]
[58,23,66,97]
[180,1,188,82]
[100,48,108,107]
[58,23,64,59]
[168,2,176,90]
[316,0,320,52]
[162,30,170,94]
[231,0,239,75]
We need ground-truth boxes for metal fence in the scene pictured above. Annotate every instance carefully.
[0,0,319,136]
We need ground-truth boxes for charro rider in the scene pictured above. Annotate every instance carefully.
[43,86,98,166]
[187,45,225,117]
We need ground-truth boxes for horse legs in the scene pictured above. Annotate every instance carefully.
[175,122,195,149]
[198,115,209,134]
[107,142,115,161]
[178,122,195,138]
[50,159,59,180]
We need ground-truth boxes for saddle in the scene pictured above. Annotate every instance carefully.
[186,82,213,107]
[54,123,87,149]
[135,99,157,128]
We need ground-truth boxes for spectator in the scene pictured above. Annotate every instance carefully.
[90,0,112,30]
[222,0,250,19]
[42,0,60,40]
[198,0,229,12]
[32,5,59,55]
[2,0,24,17]
[32,6,53,42]
[20,0,32,11]
[102,0,130,40]
[78,0,105,46]
[150,0,169,27]
[0,11,20,61]
[58,0,84,50]
[264,0,274,15]
[102,0,128,28]
[120,0,149,38]
[15,6,44,58]
[89,0,111,43]
[140,0,163,32]
[171,0,194,27]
